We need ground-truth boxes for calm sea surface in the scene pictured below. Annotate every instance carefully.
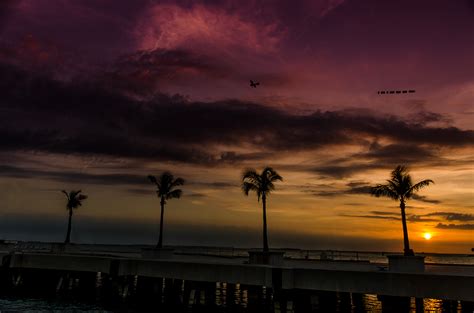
[169,246,474,265]
[0,292,468,312]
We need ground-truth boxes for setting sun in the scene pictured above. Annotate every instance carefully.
[423,233,432,240]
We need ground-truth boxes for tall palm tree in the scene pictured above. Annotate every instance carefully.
[371,165,434,256]
[61,190,88,244]
[148,172,184,249]
[242,167,283,253]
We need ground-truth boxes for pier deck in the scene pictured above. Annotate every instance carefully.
[1,244,473,302]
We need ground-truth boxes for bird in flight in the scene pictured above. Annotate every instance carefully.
[250,80,260,88]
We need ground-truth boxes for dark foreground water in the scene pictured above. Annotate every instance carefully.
[0,275,472,313]
[0,292,471,313]
[0,295,469,313]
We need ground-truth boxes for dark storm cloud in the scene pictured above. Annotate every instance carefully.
[312,190,341,197]
[311,164,375,179]
[0,63,473,170]
[0,167,234,197]
[370,211,399,216]
[0,165,146,186]
[103,48,292,96]
[435,223,474,230]
[343,210,474,224]
[344,181,373,194]
[407,215,439,222]
[426,212,474,222]
[0,1,16,32]
[127,188,207,198]
[341,212,438,223]
[467,0,474,11]
[340,214,400,221]
[0,0,147,60]
[359,143,438,164]
[188,181,239,189]
[311,181,439,204]
[218,151,274,163]
[186,192,207,198]
[310,140,473,179]
[126,188,152,195]
[411,194,441,204]
[311,181,372,197]
[0,165,237,190]
[103,48,232,95]
[408,109,453,126]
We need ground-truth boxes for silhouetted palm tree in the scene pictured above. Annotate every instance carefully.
[371,165,434,256]
[148,172,184,248]
[242,167,283,252]
[61,190,88,244]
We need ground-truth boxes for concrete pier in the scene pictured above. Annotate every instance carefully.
[2,249,473,302]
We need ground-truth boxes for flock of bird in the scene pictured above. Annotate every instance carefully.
[250,79,415,95]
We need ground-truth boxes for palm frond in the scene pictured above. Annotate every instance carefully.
[263,167,283,182]
[147,175,157,185]
[61,190,69,200]
[242,169,261,183]
[411,179,434,191]
[242,167,282,201]
[406,179,434,198]
[371,184,398,200]
[270,173,283,182]
[267,182,275,191]
[392,165,408,178]
[158,172,174,193]
[62,189,87,210]
[401,175,412,193]
[171,177,185,188]
[242,181,258,196]
[160,172,173,182]
[374,165,433,201]
[149,171,185,202]
[166,189,182,200]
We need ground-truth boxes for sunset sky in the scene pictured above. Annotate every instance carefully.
[0,0,472,253]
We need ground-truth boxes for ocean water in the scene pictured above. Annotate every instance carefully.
[0,291,469,312]
[172,246,474,265]
[0,297,109,312]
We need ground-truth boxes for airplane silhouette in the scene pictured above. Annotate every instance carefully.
[250,80,260,88]
[377,89,415,95]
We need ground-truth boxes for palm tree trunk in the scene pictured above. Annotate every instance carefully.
[65,209,72,244]
[400,199,413,256]
[262,193,269,253]
[157,198,165,249]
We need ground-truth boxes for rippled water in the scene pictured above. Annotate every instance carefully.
[0,282,469,312]
[0,296,466,313]
[0,297,110,312]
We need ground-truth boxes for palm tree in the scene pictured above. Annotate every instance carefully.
[242,167,283,253]
[371,165,434,256]
[148,172,184,249]
[61,190,88,244]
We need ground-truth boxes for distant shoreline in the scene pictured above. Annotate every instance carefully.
[1,239,472,257]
